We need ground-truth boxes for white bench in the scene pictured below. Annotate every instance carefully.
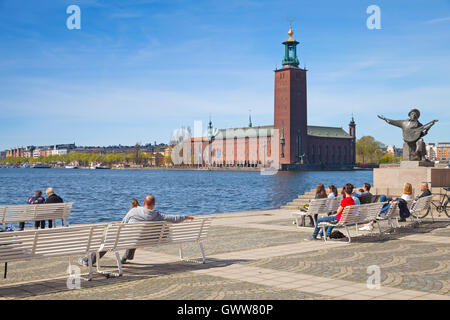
[376,200,400,230]
[291,197,342,228]
[0,224,106,279]
[93,218,211,278]
[318,202,385,243]
[0,218,211,280]
[410,195,434,222]
[0,203,73,229]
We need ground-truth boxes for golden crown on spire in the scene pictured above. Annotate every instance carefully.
[285,17,296,42]
[287,26,294,41]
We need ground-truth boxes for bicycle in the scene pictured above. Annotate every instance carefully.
[412,187,450,219]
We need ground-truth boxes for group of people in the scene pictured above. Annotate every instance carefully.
[21,190,194,266]
[300,182,372,227]
[304,181,432,240]
[19,188,64,231]
[358,182,431,231]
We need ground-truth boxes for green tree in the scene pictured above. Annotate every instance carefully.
[355,136,385,164]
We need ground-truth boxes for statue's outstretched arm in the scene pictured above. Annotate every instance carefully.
[377,115,402,128]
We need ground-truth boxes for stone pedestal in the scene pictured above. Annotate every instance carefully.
[373,166,450,189]
[400,161,435,168]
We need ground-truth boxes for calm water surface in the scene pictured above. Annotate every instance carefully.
[0,168,372,225]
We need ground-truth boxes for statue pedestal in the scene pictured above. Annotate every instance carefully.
[400,161,435,168]
[374,166,450,191]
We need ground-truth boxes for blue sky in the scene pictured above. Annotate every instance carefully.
[0,0,449,150]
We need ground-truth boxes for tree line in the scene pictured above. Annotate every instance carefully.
[1,152,174,167]
[355,136,402,164]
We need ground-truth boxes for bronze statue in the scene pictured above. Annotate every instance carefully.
[378,109,438,161]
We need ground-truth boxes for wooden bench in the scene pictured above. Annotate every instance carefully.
[0,218,211,280]
[0,203,73,229]
[318,202,385,243]
[291,197,342,228]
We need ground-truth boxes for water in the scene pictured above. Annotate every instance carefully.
[0,168,372,225]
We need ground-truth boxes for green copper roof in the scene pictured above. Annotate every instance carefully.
[213,126,273,140]
[208,125,351,140]
[307,126,352,139]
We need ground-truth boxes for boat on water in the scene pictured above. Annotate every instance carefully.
[90,165,111,170]
[65,165,78,169]
[32,163,51,168]
[95,165,111,169]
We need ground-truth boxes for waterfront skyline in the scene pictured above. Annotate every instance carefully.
[1,0,450,150]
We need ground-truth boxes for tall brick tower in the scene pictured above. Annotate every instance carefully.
[274,26,308,166]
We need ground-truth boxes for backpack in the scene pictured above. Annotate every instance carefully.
[329,230,346,239]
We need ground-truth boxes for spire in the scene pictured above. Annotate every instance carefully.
[248,109,252,127]
[282,23,300,68]
[349,113,356,138]
[207,116,214,141]
[349,113,355,126]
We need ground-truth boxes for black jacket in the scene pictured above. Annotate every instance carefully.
[416,189,431,200]
[45,194,63,204]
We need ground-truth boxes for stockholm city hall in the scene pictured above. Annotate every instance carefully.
[189,26,356,170]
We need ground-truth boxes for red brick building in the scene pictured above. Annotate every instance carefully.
[186,26,355,170]
[436,142,450,162]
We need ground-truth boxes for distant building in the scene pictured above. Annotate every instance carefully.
[0,151,6,160]
[185,26,356,169]
[425,143,437,161]
[6,147,24,158]
[436,142,450,162]
[386,145,403,158]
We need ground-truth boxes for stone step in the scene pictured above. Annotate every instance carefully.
[280,204,302,210]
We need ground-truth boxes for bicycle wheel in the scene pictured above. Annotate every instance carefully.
[443,195,450,218]
[412,203,432,219]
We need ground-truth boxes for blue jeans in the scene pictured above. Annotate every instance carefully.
[312,216,338,238]
[379,195,393,215]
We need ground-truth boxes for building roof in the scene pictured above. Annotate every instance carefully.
[214,126,273,139]
[206,124,352,140]
[307,126,352,139]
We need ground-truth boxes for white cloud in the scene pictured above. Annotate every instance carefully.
[425,16,450,24]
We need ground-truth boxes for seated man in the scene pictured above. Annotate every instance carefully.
[354,183,373,197]
[79,195,193,266]
[415,182,431,200]
[305,183,355,240]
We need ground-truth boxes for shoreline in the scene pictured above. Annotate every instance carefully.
[0,166,374,172]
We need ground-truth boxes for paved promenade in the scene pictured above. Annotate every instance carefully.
[0,209,449,300]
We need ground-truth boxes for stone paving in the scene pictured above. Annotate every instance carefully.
[0,209,449,300]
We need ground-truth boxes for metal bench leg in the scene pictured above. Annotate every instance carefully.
[345,226,352,243]
[179,243,183,260]
[87,253,93,281]
[199,242,206,264]
[115,251,123,276]
[377,221,383,238]
[322,225,327,242]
